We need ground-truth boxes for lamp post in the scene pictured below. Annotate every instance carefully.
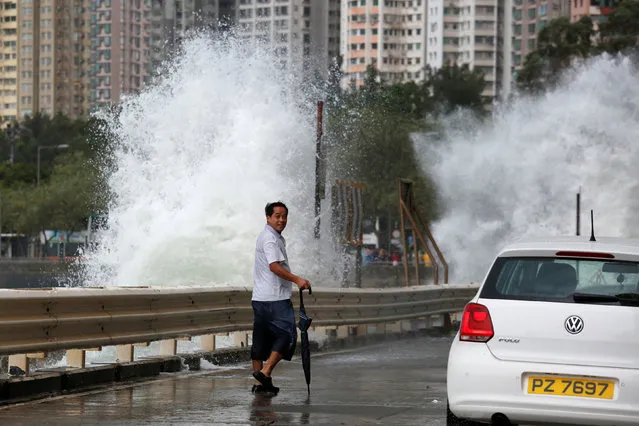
[37,144,70,187]
[4,122,20,164]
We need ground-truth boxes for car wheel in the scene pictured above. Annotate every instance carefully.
[446,402,484,425]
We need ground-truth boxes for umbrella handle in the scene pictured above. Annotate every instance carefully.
[299,287,311,310]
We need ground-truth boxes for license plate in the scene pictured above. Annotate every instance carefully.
[526,375,615,399]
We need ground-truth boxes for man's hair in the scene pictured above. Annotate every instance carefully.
[265,201,288,217]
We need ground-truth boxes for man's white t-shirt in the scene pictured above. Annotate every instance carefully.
[252,224,293,302]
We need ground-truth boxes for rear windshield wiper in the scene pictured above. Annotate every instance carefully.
[615,293,639,306]
[572,292,619,304]
[572,292,639,307]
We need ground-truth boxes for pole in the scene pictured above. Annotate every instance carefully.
[576,189,581,236]
[37,146,41,187]
[0,192,3,258]
[314,100,324,240]
[7,123,15,164]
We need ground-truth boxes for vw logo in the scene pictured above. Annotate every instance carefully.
[565,315,584,334]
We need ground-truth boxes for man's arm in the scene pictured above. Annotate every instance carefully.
[269,261,310,290]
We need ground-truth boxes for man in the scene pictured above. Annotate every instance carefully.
[251,201,311,395]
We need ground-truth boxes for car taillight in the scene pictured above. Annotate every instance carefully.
[460,303,494,343]
[555,250,615,259]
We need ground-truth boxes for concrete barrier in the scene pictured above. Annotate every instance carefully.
[0,316,458,406]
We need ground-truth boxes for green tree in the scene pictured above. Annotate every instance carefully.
[379,80,433,120]
[598,0,639,53]
[328,106,438,219]
[0,151,104,256]
[326,61,495,226]
[0,113,92,185]
[0,113,113,251]
[0,162,37,187]
[517,16,595,93]
[359,65,384,105]
[41,152,102,233]
[427,64,488,115]
[327,71,440,224]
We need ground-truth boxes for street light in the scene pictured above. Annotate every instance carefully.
[4,122,19,164]
[37,144,70,187]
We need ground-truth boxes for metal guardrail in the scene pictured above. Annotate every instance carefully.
[0,284,479,357]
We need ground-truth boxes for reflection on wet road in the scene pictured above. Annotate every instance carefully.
[0,336,452,425]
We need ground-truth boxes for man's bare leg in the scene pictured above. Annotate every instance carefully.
[252,353,282,393]
[261,351,283,377]
[252,360,263,385]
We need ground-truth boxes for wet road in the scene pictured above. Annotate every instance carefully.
[0,336,452,425]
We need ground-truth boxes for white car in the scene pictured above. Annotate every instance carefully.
[447,236,639,425]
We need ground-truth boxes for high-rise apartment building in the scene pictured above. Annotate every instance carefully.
[0,1,18,124]
[496,0,513,100]
[426,0,570,103]
[511,0,569,78]
[8,0,155,121]
[312,0,341,77]
[235,0,340,79]
[149,0,236,72]
[13,0,91,121]
[570,0,617,26]
[427,0,499,100]
[89,0,152,114]
[341,0,427,88]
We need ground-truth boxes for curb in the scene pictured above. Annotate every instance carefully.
[0,327,455,406]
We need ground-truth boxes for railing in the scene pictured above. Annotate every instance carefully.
[0,284,479,374]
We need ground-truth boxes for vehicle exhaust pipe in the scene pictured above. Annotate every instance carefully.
[491,413,512,425]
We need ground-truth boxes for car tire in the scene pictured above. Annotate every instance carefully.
[446,402,483,425]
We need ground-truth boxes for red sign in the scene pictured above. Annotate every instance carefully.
[600,7,615,15]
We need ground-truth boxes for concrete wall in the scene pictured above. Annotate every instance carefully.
[0,260,70,288]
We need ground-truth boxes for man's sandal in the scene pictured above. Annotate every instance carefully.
[252,370,279,394]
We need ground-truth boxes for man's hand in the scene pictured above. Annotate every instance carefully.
[295,277,311,291]
[269,262,311,290]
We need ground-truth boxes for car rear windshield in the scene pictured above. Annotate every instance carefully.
[480,256,639,302]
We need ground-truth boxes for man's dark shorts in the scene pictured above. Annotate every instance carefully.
[251,299,297,361]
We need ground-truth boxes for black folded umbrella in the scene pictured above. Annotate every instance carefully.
[298,287,313,394]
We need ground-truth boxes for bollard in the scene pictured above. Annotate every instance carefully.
[116,345,134,363]
[387,321,402,334]
[373,323,386,335]
[8,352,46,376]
[442,313,453,332]
[200,334,216,352]
[230,331,249,348]
[8,354,28,375]
[336,326,349,339]
[159,339,178,356]
[66,348,101,369]
[66,349,86,368]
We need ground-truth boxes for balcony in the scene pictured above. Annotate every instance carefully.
[474,57,494,67]
[474,27,495,37]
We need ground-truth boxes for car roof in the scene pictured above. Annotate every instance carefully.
[497,236,639,259]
